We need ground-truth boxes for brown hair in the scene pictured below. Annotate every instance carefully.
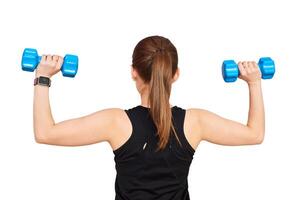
[132,35,182,151]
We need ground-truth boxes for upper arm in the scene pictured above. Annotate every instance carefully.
[188,108,263,146]
[36,108,125,146]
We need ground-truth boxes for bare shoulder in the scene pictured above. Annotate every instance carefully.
[97,107,127,120]
[186,108,217,125]
[99,107,131,132]
[183,108,208,151]
[92,107,128,123]
[103,108,132,151]
[89,108,128,129]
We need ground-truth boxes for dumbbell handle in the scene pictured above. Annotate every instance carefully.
[36,55,78,69]
[240,59,275,78]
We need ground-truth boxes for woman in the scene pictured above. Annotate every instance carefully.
[33,35,265,200]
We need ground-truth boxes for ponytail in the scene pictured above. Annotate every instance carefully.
[149,48,181,152]
[132,35,182,151]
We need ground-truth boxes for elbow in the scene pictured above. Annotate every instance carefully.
[34,131,50,144]
[34,133,47,144]
[255,135,264,144]
[252,131,265,145]
[34,125,55,144]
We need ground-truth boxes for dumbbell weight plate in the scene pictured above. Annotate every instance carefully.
[21,48,39,72]
[62,54,79,78]
[222,60,239,83]
[258,57,275,79]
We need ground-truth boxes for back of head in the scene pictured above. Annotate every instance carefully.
[132,35,182,151]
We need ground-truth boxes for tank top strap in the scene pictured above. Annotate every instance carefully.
[113,106,152,159]
[113,106,195,159]
[171,106,196,156]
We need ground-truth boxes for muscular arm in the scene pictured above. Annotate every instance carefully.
[32,54,126,147]
[192,81,265,146]
[33,82,123,146]
[190,61,265,146]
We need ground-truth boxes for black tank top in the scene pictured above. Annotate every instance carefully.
[113,105,195,200]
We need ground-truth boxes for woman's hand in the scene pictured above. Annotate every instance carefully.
[35,55,64,78]
[237,61,262,85]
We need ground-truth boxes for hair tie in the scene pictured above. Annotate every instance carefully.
[156,47,165,53]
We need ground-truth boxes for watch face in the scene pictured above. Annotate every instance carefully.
[39,76,49,84]
[38,76,50,86]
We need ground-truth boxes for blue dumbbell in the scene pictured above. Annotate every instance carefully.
[21,48,78,78]
[222,57,275,82]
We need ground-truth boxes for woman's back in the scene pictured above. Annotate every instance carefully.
[32,35,265,199]
[113,105,195,200]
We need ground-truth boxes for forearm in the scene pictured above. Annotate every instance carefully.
[33,76,55,141]
[246,81,265,139]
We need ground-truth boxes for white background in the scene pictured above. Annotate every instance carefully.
[0,0,299,199]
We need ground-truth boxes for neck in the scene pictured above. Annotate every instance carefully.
[140,88,150,107]
[139,88,172,108]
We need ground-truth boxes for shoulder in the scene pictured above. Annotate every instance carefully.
[176,107,210,150]
[94,108,131,142]
[185,107,224,137]
[109,108,130,124]
[186,107,213,121]
[92,107,127,117]
[97,108,132,150]
[184,108,213,138]
[86,108,130,136]
[94,108,129,125]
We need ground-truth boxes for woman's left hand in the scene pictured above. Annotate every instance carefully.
[35,55,64,78]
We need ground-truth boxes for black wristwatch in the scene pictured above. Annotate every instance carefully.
[34,76,51,87]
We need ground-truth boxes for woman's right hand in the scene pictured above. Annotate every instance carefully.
[237,61,262,84]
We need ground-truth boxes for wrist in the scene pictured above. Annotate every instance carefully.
[35,72,51,78]
[247,80,261,87]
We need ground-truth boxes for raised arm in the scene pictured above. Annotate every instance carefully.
[189,61,265,146]
[33,54,125,146]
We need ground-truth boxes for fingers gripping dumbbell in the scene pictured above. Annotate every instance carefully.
[222,57,275,82]
[21,48,79,78]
